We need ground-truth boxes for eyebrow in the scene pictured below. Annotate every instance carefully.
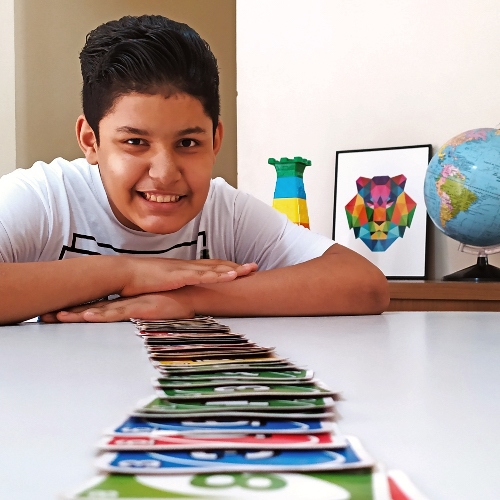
[115,126,208,137]
[115,126,150,136]
[176,126,207,137]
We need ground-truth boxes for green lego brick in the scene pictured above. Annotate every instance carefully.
[268,157,311,178]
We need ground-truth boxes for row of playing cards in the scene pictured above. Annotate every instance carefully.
[61,316,428,499]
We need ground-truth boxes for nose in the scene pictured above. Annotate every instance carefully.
[148,146,181,184]
[373,207,386,223]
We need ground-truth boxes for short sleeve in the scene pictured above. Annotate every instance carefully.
[0,167,53,263]
[232,189,335,271]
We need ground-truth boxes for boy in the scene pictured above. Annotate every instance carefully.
[0,15,389,325]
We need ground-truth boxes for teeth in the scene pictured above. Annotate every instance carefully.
[144,193,180,203]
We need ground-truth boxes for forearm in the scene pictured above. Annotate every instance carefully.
[44,244,389,323]
[181,245,390,317]
[0,256,126,324]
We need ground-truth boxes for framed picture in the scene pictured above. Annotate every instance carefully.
[333,145,432,279]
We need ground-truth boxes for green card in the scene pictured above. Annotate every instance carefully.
[62,470,386,499]
[153,370,314,384]
[136,396,334,414]
[156,384,336,400]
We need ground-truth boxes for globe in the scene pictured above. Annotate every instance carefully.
[424,128,500,248]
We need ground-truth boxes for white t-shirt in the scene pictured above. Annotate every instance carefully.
[0,158,334,268]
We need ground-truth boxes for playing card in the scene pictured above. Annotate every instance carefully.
[149,347,276,360]
[387,470,430,500]
[152,369,314,384]
[153,379,320,388]
[132,408,336,420]
[61,469,390,500]
[135,395,335,414]
[143,333,246,343]
[154,362,298,375]
[95,436,374,474]
[146,343,259,352]
[152,356,287,368]
[144,337,247,345]
[106,416,337,436]
[132,316,231,333]
[141,331,246,342]
[97,431,349,451]
[155,383,337,400]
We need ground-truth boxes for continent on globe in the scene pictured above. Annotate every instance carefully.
[440,128,489,150]
[345,174,417,252]
[436,164,477,227]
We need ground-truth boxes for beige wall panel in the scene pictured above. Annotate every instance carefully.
[15,0,236,186]
[0,0,16,176]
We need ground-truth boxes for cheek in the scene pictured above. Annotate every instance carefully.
[107,159,144,193]
[185,165,212,194]
[193,177,212,205]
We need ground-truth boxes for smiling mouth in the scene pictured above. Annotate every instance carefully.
[140,192,183,203]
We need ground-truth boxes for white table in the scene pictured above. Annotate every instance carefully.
[1,312,499,500]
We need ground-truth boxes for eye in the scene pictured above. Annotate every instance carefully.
[179,138,198,148]
[125,138,146,146]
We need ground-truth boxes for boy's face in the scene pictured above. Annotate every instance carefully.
[78,92,222,234]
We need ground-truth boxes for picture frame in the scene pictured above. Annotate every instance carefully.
[333,145,432,279]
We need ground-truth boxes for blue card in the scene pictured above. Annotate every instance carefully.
[96,436,374,474]
[107,416,335,436]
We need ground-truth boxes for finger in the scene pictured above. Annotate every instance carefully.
[56,309,95,323]
[39,311,61,323]
[169,263,258,288]
[80,305,131,323]
[177,258,238,269]
[168,269,238,288]
[192,259,239,267]
[55,301,116,322]
[68,298,158,322]
[42,300,109,322]
[235,263,258,275]
[55,306,125,323]
[187,259,257,273]
[191,262,241,273]
[193,262,258,276]
[57,296,154,323]
[217,261,258,273]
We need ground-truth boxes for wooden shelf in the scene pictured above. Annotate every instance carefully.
[388,280,500,311]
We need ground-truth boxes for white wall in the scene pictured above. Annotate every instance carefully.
[237,0,500,278]
[0,0,16,176]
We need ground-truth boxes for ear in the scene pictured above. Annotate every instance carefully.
[213,120,224,156]
[76,115,99,165]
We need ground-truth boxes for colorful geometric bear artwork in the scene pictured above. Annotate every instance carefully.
[345,174,417,252]
[269,157,311,229]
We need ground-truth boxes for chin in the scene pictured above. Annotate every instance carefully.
[137,219,187,235]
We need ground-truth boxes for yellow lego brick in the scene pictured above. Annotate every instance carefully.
[272,198,310,225]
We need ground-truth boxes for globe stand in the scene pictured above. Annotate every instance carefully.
[443,243,500,282]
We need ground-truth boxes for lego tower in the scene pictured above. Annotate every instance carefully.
[268,156,311,229]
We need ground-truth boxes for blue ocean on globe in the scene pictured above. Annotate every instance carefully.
[424,128,500,247]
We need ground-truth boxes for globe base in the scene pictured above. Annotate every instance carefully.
[443,256,500,282]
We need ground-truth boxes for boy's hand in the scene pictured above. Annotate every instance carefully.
[40,258,258,323]
[120,258,257,297]
[41,291,193,323]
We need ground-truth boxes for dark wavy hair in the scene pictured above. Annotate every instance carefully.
[80,15,220,143]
